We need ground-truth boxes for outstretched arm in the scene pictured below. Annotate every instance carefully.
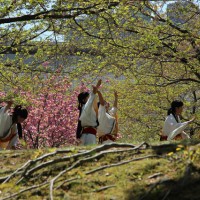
[92,79,102,94]
[113,91,118,108]
[97,90,105,106]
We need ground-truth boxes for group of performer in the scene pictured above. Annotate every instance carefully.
[76,79,119,145]
[0,79,196,149]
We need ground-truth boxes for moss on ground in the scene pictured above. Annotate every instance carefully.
[0,140,200,200]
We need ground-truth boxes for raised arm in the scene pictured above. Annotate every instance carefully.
[113,91,118,108]
[97,90,105,106]
[92,79,102,94]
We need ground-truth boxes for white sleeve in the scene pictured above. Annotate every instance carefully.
[0,107,6,116]
[80,92,95,118]
[0,106,4,113]
[7,134,18,149]
[163,115,185,137]
[109,107,117,117]
[79,92,97,127]
[84,92,95,110]
[7,125,18,149]
[181,131,191,139]
[167,121,189,140]
[98,105,107,123]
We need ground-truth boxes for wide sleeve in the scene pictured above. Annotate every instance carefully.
[163,115,184,136]
[0,107,11,138]
[109,107,117,117]
[7,134,19,149]
[6,125,18,149]
[98,105,106,123]
[79,92,97,127]
[167,121,189,140]
[0,106,6,116]
[181,131,191,139]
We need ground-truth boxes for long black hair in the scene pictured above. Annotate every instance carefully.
[17,123,22,139]
[0,105,27,138]
[167,100,183,122]
[12,105,28,123]
[76,92,89,139]
[77,92,89,115]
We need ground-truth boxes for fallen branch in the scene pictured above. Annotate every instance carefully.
[56,154,162,190]
[49,153,156,200]
[18,142,147,184]
[1,181,48,200]
[93,185,116,192]
[86,155,160,175]
[0,149,73,184]
[2,160,32,184]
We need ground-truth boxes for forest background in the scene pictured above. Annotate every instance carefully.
[0,0,200,148]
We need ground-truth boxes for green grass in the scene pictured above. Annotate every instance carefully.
[0,140,200,200]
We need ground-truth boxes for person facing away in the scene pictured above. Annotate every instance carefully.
[97,90,118,144]
[161,100,195,141]
[76,79,101,145]
[0,101,28,150]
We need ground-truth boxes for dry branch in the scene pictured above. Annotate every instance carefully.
[56,154,162,190]
[93,185,116,192]
[19,143,147,184]
[49,143,149,200]
[1,182,48,200]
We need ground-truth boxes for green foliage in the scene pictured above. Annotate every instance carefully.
[0,0,199,141]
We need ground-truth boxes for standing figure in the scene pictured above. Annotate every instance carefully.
[97,90,118,144]
[76,80,101,145]
[161,100,195,141]
[0,101,28,150]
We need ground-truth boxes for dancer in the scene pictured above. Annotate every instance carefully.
[97,90,118,144]
[76,79,101,145]
[0,101,28,149]
[161,100,195,141]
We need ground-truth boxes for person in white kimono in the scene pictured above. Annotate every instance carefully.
[0,101,28,150]
[161,100,195,141]
[76,79,101,145]
[97,90,118,144]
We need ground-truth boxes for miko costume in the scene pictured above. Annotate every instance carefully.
[0,107,18,150]
[161,114,190,141]
[79,92,98,145]
[97,105,118,144]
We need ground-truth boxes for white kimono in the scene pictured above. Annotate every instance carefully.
[97,105,117,144]
[163,114,190,141]
[0,107,18,150]
[79,92,98,145]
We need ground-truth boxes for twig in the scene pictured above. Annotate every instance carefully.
[139,178,174,200]
[19,143,147,184]
[86,155,160,175]
[2,160,32,183]
[1,181,48,200]
[162,189,171,200]
[148,172,163,179]
[49,150,154,200]
[1,149,73,184]
[93,185,116,192]
[20,149,73,177]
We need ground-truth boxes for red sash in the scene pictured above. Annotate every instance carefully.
[160,134,182,141]
[82,127,97,135]
[0,132,16,142]
[99,134,116,144]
